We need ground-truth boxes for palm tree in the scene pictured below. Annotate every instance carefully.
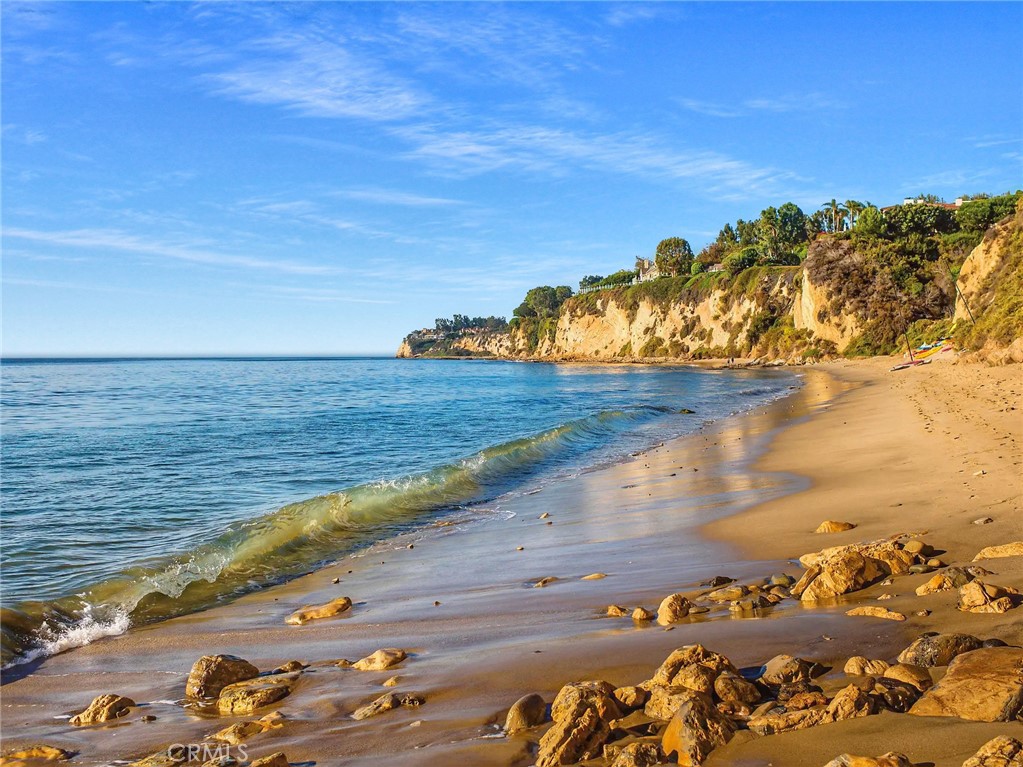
[819,199,849,233]
[844,199,865,229]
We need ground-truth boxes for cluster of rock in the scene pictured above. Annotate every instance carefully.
[503,636,1022,767]
[41,644,415,767]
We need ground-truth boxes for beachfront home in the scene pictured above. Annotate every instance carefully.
[881,198,965,212]
[635,257,661,283]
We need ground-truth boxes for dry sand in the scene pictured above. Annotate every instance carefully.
[1,355,1020,767]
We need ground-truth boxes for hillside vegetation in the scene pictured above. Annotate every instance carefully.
[398,191,1022,362]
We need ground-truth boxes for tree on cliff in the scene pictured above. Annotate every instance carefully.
[654,237,694,277]
[514,285,574,319]
[819,199,850,232]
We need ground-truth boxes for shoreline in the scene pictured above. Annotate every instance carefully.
[1,357,1020,767]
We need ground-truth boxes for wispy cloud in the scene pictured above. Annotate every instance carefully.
[206,33,426,121]
[2,124,48,145]
[332,188,463,208]
[677,93,845,119]
[4,228,339,276]
[604,4,666,28]
[395,122,802,199]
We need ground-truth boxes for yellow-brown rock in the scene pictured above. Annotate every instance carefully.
[70,694,135,725]
[186,654,259,699]
[973,542,1023,561]
[660,692,736,765]
[844,657,891,676]
[212,712,285,745]
[248,753,289,767]
[909,647,1023,721]
[882,664,932,692]
[846,606,906,621]
[656,593,692,625]
[897,633,983,667]
[816,521,857,534]
[284,596,352,625]
[958,581,1016,614]
[961,736,1023,767]
[537,681,620,767]
[0,745,73,764]
[651,645,736,687]
[352,648,407,671]
[216,673,297,715]
[504,693,546,733]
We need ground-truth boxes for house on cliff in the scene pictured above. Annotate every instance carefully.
[635,257,660,283]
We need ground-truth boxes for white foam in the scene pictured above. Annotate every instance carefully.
[4,607,132,669]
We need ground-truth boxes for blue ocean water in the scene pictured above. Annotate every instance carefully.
[0,357,796,664]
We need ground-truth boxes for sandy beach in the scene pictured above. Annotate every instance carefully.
[1,355,1020,767]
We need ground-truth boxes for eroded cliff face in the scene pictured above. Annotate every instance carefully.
[953,203,1023,363]
[399,267,840,362]
[532,270,805,360]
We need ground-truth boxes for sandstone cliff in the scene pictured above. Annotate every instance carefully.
[398,211,1022,363]
[953,201,1023,363]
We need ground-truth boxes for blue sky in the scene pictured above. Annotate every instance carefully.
[3,2,1021,356]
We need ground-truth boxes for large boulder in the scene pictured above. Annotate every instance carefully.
[537,681,620,767]
[656,594,693,625]
[897,633,983,667]
[793,540,914,602]
[186,655,259,699]
[961,736,1023,767]
[759,654,816,686]
[504,693,546,733]
[958,582,1016,614]
[645,687,703,721]
[650,645,736,687]
[909,647,1023,722]
[69,694,135,726]
[217,673,297,715]
[660,692,736,766]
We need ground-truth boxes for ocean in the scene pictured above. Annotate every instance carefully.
[0,357,797,665]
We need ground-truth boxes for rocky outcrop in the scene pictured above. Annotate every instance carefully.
[536,681,621,767]
[909,647,1023,722]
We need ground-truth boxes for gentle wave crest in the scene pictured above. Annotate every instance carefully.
[1,406,664,666]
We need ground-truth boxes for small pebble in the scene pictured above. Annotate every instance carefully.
[141,715,157,722]
[433,600,441,606]
[408,544,414,549]
[539,512,550,519]
[916,609,931,617]
[973,517,993,525]
[546,520,553,526]
[332,577,340,584]
[516,546,524,551]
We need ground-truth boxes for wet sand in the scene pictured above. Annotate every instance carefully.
[2,357,1021,766]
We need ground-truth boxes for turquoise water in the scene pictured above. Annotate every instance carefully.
[0,357,796,664]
